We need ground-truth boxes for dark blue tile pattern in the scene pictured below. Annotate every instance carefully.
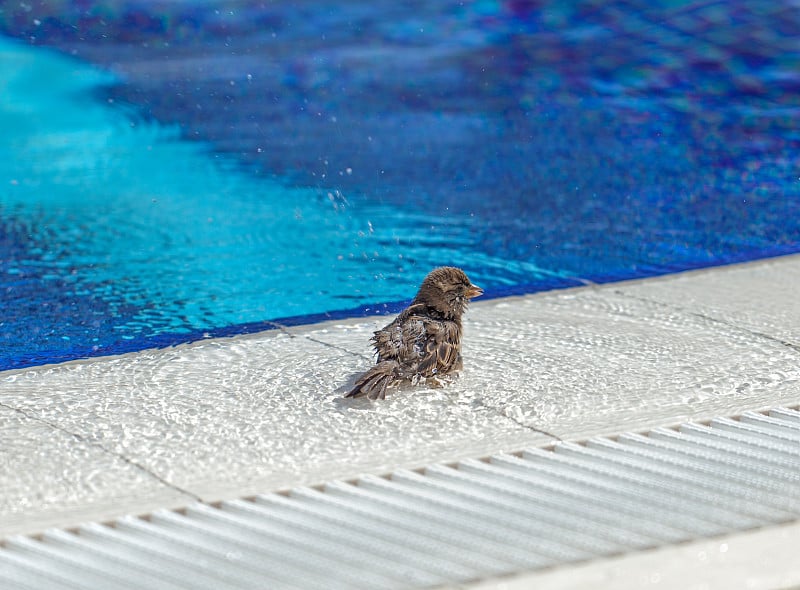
[0,1,798,369]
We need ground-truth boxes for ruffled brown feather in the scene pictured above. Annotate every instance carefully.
[345,267,481,400]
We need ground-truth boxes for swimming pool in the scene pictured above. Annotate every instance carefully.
[1,1,799,370]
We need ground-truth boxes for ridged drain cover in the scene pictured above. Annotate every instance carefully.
[1,407,798,589]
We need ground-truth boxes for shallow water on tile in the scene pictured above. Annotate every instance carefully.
[3,275,798,514]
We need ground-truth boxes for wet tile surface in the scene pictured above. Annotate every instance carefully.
[0,331,540,524]
[311,274,800,440]
[0,405,189,536]
[1,255,799,535]
[617,256,800,345]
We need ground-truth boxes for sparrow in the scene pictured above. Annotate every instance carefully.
[345,266,483,400]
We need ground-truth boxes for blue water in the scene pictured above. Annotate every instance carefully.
[1,1,799,370]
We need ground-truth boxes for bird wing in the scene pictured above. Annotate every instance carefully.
[372,305,426,364]
[415,318,462,378]
[372,306,462,379]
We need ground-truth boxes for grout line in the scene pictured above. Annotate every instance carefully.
[496,411,564,442]
[302,335,373,360]
[262,320,295,336]
[439,388,564,443]
[266,320,373,360]
[0,401,202,503]
[613,289,800,354]
[273,315,563,440]
[4,402,796,543]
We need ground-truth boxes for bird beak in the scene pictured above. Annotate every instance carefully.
[466,284,483,299]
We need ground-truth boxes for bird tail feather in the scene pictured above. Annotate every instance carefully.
[345,361,399,400]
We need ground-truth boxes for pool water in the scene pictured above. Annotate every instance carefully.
[1,1,799,370]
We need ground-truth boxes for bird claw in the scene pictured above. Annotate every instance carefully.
[425,374,457,388]
[411,374,444,388]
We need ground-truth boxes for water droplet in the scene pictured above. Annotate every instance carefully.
[649,572,661,584]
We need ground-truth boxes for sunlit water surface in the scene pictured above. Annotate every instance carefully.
[1,1,799,369]
[0,38,569,369]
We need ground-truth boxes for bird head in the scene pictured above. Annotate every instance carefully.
[413,266,483,320]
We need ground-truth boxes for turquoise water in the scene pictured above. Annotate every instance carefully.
[1,38,569,367]
[2,1,799,369]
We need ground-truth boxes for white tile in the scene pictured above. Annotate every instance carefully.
[2,254,799,534]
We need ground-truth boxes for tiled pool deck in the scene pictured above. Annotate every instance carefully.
[1,255,799,587]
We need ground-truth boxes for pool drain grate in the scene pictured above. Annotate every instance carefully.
[1,406,798,589]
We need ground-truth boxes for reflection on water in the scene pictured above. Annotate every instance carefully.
[0,38,572,368]
[1,1,799,368]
